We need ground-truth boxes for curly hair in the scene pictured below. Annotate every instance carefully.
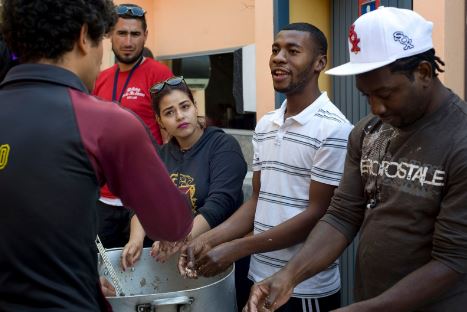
[0,34,17,81]
[389,48,445,81]
[1,0,117,63]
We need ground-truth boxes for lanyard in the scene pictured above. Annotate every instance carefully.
[112,56,144,103]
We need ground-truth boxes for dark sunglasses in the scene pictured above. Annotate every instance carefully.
[116,5,145,17]
[150,76,186,94]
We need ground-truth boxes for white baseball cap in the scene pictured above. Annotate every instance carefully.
[326,6,433,76]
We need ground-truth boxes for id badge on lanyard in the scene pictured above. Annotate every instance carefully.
[111,56,143,103]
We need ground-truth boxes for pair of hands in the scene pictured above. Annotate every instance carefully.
[100,237,191,297]
[178,237,237,279]
[120,236,188,271]
[102,234,237,299]
[100,239,236,296]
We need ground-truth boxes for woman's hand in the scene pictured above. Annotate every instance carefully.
[121,238,144,271]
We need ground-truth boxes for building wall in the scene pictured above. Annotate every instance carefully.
[152,0,255,58]
[414,0,465,98]
[255,1,276,119]
[103,0,276,122]
[290,0,332,97]
[102,1,465,120]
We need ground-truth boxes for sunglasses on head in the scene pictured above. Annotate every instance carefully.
[150,76,186,94]
[116,5,145,17]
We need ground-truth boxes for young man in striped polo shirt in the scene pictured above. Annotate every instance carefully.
[180,22,353,312]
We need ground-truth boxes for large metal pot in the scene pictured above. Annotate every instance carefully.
[98,247,237,312]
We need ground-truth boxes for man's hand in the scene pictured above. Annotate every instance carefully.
[178,234,212,278]
[243,271,294,312]
[99,276,116,297]
[121,238,144,271]
[195,241,237,277]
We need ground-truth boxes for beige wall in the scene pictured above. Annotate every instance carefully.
[255,1,276,119]
[152,0,255,58]
[290,0,332,97]
[414,0,465,98]
[151,0,275,121]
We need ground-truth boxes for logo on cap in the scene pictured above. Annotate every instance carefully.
[349,25,361,54]
[393,31,414,50]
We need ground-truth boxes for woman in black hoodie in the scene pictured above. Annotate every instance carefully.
[121,76,247,269]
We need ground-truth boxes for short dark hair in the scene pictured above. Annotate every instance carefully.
[280,22,328,56]
[1,0,117,63]
[117,3,147,31]
[389,48,445,80]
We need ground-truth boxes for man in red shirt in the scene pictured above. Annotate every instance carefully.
[93,3,173,249]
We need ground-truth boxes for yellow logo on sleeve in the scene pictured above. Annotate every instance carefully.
[0,144,10,170]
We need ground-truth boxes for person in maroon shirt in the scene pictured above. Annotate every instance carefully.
[92,3,174,249]
[0,1,192,311]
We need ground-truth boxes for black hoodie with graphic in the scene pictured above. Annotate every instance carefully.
[158,127,247,227]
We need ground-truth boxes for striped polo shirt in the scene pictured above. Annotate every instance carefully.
[248,92,353,298]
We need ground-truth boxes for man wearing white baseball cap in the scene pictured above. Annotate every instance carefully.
[244,7,467,312]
